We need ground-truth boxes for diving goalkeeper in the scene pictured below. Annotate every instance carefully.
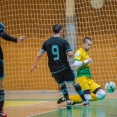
[57,37,106,105]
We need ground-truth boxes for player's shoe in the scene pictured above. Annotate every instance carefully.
[83,101,89,106]
[66,100,72,109]
[0,111,7,117]
[72,101,82,105]
[57,96,82,105]
[57,96,65,104]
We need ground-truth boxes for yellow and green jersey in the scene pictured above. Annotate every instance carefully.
[74,48,92,78]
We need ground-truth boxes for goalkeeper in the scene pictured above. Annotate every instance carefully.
[0,22,25,117]
[57,37,106,105]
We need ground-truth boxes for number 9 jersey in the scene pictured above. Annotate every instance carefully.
[40,36,72,74]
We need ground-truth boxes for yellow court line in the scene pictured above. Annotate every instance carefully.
[4,101,48,107]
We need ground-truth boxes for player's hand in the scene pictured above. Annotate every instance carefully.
[17,36,25,43]
[70,64,75,68]
[30,66,37,72]
[87,58,93,64]
[70,64,77,70]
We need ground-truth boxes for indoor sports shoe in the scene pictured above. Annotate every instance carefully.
[72,101,82,105]
[83,101,89,106]
[66,100,72,109]
[57,96,65,104]
[57,96,82,106]
[0,112,7,117]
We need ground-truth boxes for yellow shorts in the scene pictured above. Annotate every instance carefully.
[76,76,100,93]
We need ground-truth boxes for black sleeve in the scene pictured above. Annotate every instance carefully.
[41,42,46,51]
[64,40,72,52]
[0,31,17,43]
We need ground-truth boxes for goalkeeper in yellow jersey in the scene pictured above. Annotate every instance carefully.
[57,37,106,105]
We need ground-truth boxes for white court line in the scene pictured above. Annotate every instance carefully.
[27,106,66,117]
[27,101,83,117]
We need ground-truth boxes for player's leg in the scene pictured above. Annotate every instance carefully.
[75,76,92,102]
[69,93,97,102]
[64,67,89,106]
[57,76,99,104]
[0,60,7,117]
[52,71,72,109]
[93,88,106,100]
[57,76,90,104]
[90,93,98,101]
[69,77,102,102]
[57,93,98,104]
[60,82,72,109]
[88,78,106,100]
[70,81,89,106]
[57,76,89,104]
[69,95,82,103]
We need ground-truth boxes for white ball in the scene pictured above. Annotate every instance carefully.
[105,82,116,93]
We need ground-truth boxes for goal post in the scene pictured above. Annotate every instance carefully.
[65,0,78,93]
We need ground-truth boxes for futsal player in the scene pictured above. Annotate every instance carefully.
[30,24,89,109]
[57,37,106,105]
[0,22,25,117]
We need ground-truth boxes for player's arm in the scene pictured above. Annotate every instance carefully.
[0,31,25,43]
[71,51,92,68]
[73,58,93,68]
[31,43,46,72]
[64,40,73,57]
[66,51,73,57]
[30,52,43,72]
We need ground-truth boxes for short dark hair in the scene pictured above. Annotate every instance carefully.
[53,24,62,34]
[82,37,92,43]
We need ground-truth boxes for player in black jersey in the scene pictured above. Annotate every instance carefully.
[0,22,25,117]
[31,24,89,108]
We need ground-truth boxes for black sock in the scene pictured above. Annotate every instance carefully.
[61,85,69,101]
[74,84,86,102]
[0,101,4,112]
[0,90,5,112]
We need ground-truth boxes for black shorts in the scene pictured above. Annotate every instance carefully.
[52,66,75,84]
[0,60,5,79]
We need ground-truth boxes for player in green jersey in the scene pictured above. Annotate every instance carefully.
[57,37,106,105]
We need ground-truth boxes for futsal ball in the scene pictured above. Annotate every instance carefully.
[105,82,116,93]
